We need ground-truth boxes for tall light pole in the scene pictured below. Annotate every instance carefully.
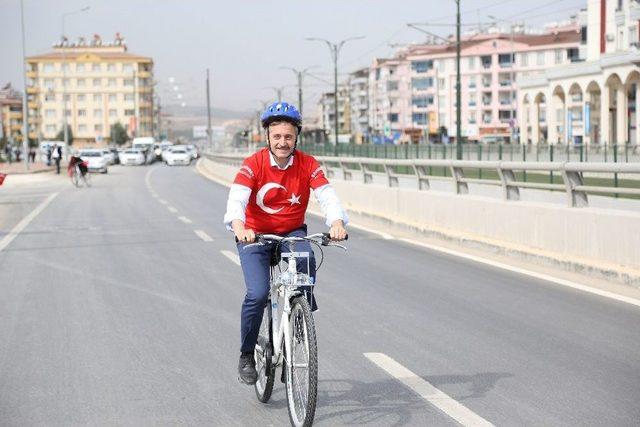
[279,66,315,117]
[306,36,364,155]
[20,0,29,171]
[488,15,516,145]
[455,0,462,160]
[206,68,212,149]
[61,5,90,149]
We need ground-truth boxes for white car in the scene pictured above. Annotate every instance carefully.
[102,149,116,165]
[119,149,146,166]
[186,144,199,160]
[165,148,192,166]
[79,149,108,173]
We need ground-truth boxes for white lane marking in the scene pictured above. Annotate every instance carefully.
[144,167,155,190]
[195,160,640,308]
[194,230,213,242]
[151,193,158,198]
[347,222,393,240]
[159,199,168,205]
[399,238,640,309]
[221,250,240,266]
[364,353,493,427]
[178,216,192,224]
[167,206,178,213]
[0,193,59,253]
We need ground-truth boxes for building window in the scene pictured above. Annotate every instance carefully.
[536,52,545,66]
[631,26,639,48]
[412,77,433,90]
[438,78,445,88]
[45,109,56,118]
[92,63,101,72]
[108,78,116,87]
[124,93,134,101]
[43,79,54,89]
[45,93,56,102]
[77,94,86,102]
[46,125,56,133]
[411,60,433,73]
[94,94,102,102]
[93,78,101,87]
[124,79,134,87]
[43,63,54,73]
[79,124,87,133]
[94,109,102,118]
[65,109,71,117]
[412,96,433,108]
[388,113,398,123]
[554,49,563,64]
[123,64,134,73]
[77,79,86,88]
[387,81,399,91]
[94,124,103,132]
[498,53,514,67]
[78,109,87,117]
[109,109,117,117]
[412,113,428,125]
[76,63,85,73]
[467,56,475,70]
[439,96,446,107]
[109,94,117,102]
[520,52,528,67]
[62,64,70,72]
[107,63,116,72]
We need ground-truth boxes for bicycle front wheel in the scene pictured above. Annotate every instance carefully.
[285,296,318,427]
[82,172,92,187]
[254,303,274,403]
[70,170,80,187]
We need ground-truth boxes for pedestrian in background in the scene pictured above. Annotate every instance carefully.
[46,146,52,166]
[5,145,12,165]
[52,143,61,174]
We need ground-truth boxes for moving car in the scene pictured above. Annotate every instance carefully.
[186,144,199,160]
[102,149,116,165]
[119,149,146,166]
[78,149,108,173]
[165,147,192,166]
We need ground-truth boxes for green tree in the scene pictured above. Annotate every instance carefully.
[110,122,128,146]
[55,125,73,145]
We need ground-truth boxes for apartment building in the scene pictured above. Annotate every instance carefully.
[349,68,370,144]
[318,85,351,143]
[0,83,23,145]
[519,0,640,145]
[25,34,154,145]
[369,25,581,143]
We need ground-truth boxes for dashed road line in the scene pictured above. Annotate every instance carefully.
[178,216,192,224]
[0,193,59,253]
[159,199,168,205]
[221,250,240,266]
[364,353,494,427]
[167,206,178,213]
[194,229,213,242]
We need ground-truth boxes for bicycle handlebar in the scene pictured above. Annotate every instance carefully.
[237,232,348,247]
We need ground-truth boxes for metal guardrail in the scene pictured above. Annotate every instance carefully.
[203,153,640,208]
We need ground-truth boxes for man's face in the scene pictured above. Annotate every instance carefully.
[267,122,297,161]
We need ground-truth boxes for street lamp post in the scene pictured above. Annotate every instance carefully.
[20,0,29,171]
[455,0,462,160]
[306,36,364,155]
[279,66,315,118]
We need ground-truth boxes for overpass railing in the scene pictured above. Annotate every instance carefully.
[203,153,640,208]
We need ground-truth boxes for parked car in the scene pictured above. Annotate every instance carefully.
[165,147,192,166]
[186,144,199,159]
[79,149,108,173]
[102,149,116,165]
[119,149,146,166]
[109,148,120,164]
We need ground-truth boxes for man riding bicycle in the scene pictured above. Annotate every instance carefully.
[67,154,88,177]
[224,101,348,385]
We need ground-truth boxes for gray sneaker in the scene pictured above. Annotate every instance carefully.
[238,353,257,385]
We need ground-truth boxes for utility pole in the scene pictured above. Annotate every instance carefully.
[20,0,29,171]
[306,36,364,155]
[280,66,315,117]
[157,95,162,140]
[455,0,462,160]
[206,68,212,149]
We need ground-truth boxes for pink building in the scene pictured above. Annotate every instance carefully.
[369,25,581,143]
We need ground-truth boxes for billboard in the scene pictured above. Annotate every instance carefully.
[193,126,208,139]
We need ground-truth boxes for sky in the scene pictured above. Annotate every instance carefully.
[1,0,587,115]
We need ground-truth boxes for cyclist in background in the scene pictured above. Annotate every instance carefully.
[223,101,348,385]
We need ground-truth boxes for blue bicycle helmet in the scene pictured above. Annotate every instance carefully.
[260,101,302,132]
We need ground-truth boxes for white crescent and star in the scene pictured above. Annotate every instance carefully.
[256,183,301,214]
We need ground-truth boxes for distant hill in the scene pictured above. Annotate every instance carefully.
[162,104,250,121]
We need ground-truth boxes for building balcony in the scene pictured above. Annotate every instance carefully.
[482,100,492,106]
[10,124,22,131]
[499,99,511,105]
[26,87,38,94]
[28,101,38,109]
[499,80,513,87]
[137,71,152,78]
[468,101,477,107]
[26,71,37,78]
[482,81,491,88]
[468,83,477,89]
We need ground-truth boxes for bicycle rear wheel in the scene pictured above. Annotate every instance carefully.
[285,296,318,427]
[70,170,80,187]
[82,172,92,187]
[254,303,274,403]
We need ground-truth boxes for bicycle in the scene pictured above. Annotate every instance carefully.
[69,162,91,188]
[244,232,347,427]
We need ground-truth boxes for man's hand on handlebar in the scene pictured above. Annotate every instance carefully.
[329,220,348,241]
[232,220,256,243]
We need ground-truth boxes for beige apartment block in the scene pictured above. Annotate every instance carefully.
[26,34,154,146]
[0,83,24,144]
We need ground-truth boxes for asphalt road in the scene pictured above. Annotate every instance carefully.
[0,163,639,426]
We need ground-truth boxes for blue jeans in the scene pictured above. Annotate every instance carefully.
[236,225,317,353]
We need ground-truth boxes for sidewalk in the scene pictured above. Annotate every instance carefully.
[0,161,57,175]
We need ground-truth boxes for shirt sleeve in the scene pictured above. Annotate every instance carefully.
[308,156,330,190]
[223,184,252,231]
[233,157,258,188]
[313,184,349,227]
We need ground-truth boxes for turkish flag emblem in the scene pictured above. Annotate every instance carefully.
[0,173,6,186]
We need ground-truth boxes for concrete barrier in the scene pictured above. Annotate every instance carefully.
[199,156,640,287]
